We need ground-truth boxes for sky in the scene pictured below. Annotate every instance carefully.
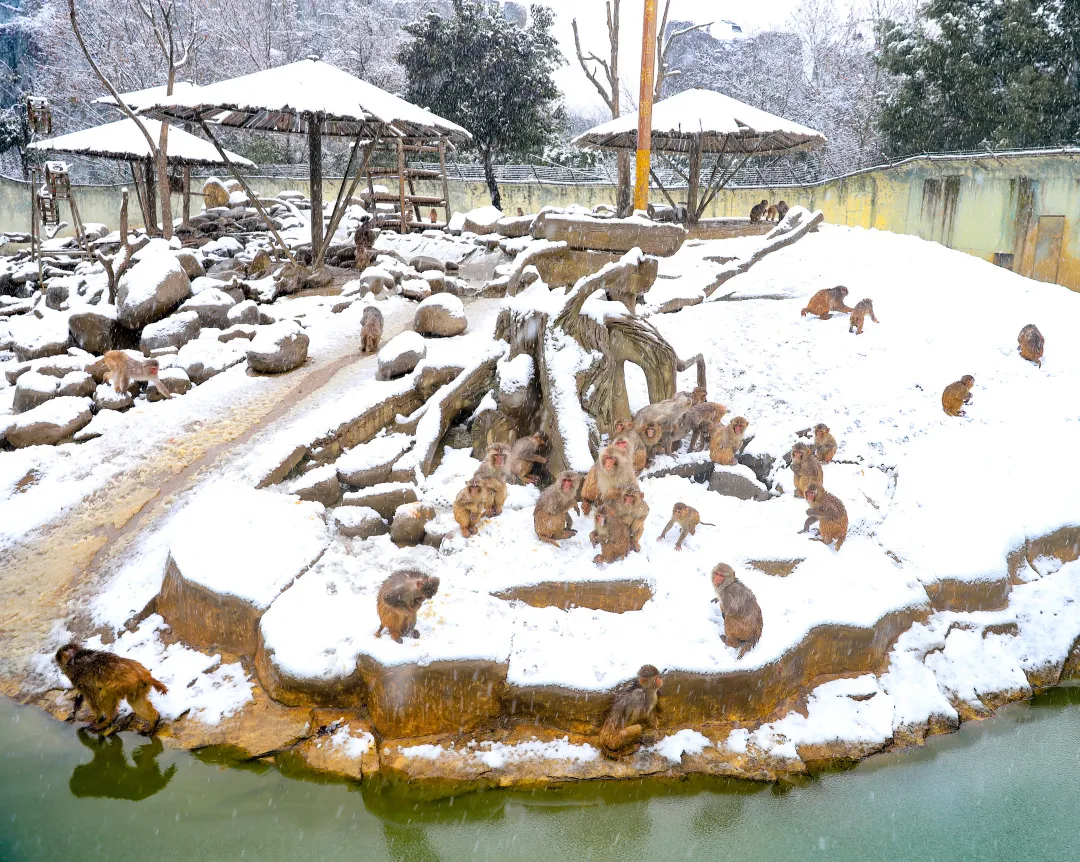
[536,0,816,113]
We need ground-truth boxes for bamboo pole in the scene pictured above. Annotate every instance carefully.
[633,0,658,212]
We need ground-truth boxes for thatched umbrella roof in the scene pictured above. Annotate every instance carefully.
[572,88,825,157]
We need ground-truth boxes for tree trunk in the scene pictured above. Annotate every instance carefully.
[156,122,173,239]
[616,150,632,216]
[144,159,158,235]
[482,150,501,210]
[308,115,324,261]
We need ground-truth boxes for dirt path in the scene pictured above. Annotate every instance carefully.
[0,298,501,688]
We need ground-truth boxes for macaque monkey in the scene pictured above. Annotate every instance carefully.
[801,286,853,319]
[765,204,779,221]
[941,375,975,417]
[583,445,640,514]
[812,423,837,464]
[474,442,512,516]
[534,470,581,547]
[429,208,438,224]
[710,565,762,658]
[776,201,789,221]
[1017,324,1044,367]
[453,478,488,537]
[657,502,712,551]
[800,482,848,549]
[516,208,525,217]
[749,199,769,223]
[710,416,748,466]
[685,402,729,452]
[636,419,666,463]
[615,488,650,552]
[101,350,171,399]
[634,400,689,457]
[848,298,879,334]
[790,441,824,498]
[55,643,167,736]
[375,570,440,643]
[597,664,663,758]
[612,419,647,473]
[508,432,549,485]
[360,305,383,354]
[591,502,632,565]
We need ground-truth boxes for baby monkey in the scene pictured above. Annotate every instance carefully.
[710,416,748,466]
[509,432,549,485]
[55,643,168,736]
[941,374,975,417]
[101,350,172,399]
[375,570,440,643]
[534,470,581,547]
[474,442,512,516]
[453,477,488,537]
[615,487,650,553]
[685,401,728,452]
[597,664,663,758]
[657,502,713,551]
[813,423,837,463]
[848,298,879,334]
[1017,324,1044,368]
[591,502,631,565]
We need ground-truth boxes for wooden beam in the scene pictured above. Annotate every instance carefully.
[439,138,451,226]
[396,138,408,235]
[143,159,158,235]
[687,139,701,226]
[182,165,191,225]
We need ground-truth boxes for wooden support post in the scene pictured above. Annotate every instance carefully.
[195,116,296,264]
[439,138,451,227]
[307,113,324,263]
[397,137,408,234]
[182,165,191,225]
[143,159,158,235]
[129,162,149,229]
[687,139,701,226]
[318,129,382,269]
[634,0,658,212]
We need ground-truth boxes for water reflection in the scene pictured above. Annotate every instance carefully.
[382,821,442,862]
[68,730,177,801]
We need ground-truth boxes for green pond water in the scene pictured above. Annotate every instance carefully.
[1,689,1078,861]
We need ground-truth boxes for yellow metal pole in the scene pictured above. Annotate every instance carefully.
[634,0,658,212]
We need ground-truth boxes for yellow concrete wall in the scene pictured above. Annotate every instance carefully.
[4,150,1078,290]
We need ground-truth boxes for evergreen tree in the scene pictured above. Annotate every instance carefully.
[876,0,1080,157]
[397,0,565,208]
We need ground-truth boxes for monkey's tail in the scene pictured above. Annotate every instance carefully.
[150,677,168,694]
[699,521,716,527]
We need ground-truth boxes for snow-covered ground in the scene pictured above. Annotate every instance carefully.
[7,222,1080,780]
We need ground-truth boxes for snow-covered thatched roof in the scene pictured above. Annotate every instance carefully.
[27,118,255,168]
[573,88,825,157]
[93,81,200,111]
[138,58,470,143]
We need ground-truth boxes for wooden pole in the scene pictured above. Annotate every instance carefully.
[307,113,324,263]
[687,139,701,225]
[195,116,296,264]
[317,128,383,269]
[439,138,450,227]
[182,165,191,225]
[396,137,409,234]
[143,158,157,235]
[633,0,658,212]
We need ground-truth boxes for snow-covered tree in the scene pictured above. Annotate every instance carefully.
[398,0,565,208]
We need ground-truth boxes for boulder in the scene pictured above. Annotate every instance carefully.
[140,310,202,354]
[400,278,432,301]
[389,502,436,546]
[116,254,192,330]
[174,249,205,279]
[202,177,230,210]
[56,370,96,399]
[709,465,771,502]
[176,339,247,384]
[340,483,417,520]
[410,255,445,273]
[71,408,125,442]
[13,370,59,414]
[335,434,415,488]
[45,280,70,310]
[93,382,133,411]
[227,299,260,327]
[218,323,257,343]
[248,249,272,278]
[246,320,309,374]
[147,367,193,401]
[414,294,467,337]
[377,331,427,381]
[531,212,687,256]
[11,320,71,362]
[68,306,117,354]
[421,270,446,293]
[358,267,395,296]
[286,464,343,508]
[6,396,92,447]
[179,288,236,329]
[462,205,504,235]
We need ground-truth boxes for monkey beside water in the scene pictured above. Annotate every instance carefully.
[657,502,713,551]
[710,565,763,658]
[597,664,663,758]
[55,643,167,736]
[360,305,383,354]
[375,570,440,643]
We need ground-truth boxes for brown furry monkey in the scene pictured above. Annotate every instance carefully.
[597,664,663,758]
[360,306,383,354]
[101,351,172,399]
[55,644,167,736]
[710,565,763,658]
[657,502,712,551]
[375,570,440,643]
[534,470,581,547]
